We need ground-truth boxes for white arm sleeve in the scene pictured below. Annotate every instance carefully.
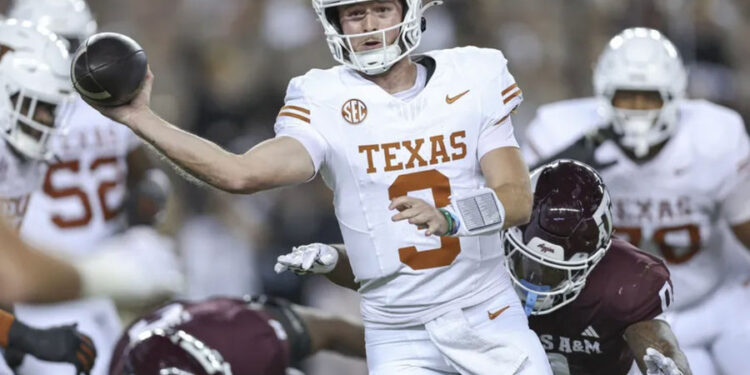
[477,117,519,160]
[273,77,329,174]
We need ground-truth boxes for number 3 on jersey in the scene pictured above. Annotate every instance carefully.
[388,169,461,270]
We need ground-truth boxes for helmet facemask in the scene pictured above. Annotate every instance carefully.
[312,0,442,75]
[125,329,233,375]
[1,87,72,161]
[593,28,686,159]
[504,229,609,316]
[604,88,677,158]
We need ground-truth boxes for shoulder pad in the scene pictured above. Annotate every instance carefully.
[679,100,747,159]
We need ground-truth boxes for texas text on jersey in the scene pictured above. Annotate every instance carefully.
[109,296,311,375]
[274,46,523,328]
[529,238,672,375]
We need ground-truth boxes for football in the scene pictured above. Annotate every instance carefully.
[71,32,147,107]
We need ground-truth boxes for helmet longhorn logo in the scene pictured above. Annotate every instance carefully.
[342,99,368,125]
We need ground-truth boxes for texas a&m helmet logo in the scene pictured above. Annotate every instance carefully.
[538,243,556,254]
[342,99,367,125]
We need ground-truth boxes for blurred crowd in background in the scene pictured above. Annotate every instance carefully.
[2,0,748,373]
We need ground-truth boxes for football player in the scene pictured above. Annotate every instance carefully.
[522,28,750,375]
[7,2,176,374]
[108,295,365,375]
[503,160,690,375]
[0,308,95,375]
[87,0,552,373]
[277,160,693,375]
[85,0,550,375]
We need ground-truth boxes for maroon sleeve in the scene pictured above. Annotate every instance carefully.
[605,239,673,324]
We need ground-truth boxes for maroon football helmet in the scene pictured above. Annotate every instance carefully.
[504,159,613,315]
[111,296,293,375]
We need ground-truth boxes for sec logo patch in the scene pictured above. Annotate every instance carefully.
[342,99,367,125]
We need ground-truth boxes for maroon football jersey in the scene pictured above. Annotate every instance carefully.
[109,296,292,375]
[528,238,673,375]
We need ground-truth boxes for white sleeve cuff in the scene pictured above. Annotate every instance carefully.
[477,117,520,160]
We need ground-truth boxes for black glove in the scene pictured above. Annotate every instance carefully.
[3,346,25,372]
[7,321,97,375]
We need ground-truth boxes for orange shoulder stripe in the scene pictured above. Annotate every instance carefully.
[501,83,518,96]
[281,105,310,115]
[278,112,311,123]
[503,89,522,104]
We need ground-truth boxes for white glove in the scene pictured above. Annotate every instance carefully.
[644,347,684,375]
[274,243,339,275]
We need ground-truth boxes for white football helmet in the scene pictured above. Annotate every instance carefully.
[0,19,74,160]
[8,0,97,53]
[312,0,442,75]
[593,28,687,158]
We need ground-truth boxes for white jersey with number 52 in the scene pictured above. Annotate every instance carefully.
[21,96,141,255]
[275,46,523,328]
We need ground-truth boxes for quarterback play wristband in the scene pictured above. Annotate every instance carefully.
[443,187,505,236]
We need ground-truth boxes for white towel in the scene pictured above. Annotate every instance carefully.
[425,309,527,375]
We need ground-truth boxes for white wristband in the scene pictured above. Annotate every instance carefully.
[443,187,505,236]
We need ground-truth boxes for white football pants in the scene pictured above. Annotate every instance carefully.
[365,290,552,375]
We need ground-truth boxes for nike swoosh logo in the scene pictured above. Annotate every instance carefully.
[446,89,470,104]
[488,305,510,320]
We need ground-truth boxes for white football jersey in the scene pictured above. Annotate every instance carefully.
[13,96,140,375]
[523,99,750,309]
[20,96,141,254]
[0,141,45,229]
[275,46,524,328]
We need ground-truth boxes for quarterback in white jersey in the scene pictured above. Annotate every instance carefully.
[277,45,525,326]
[523,28,750,375]
[85,0,552,373]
